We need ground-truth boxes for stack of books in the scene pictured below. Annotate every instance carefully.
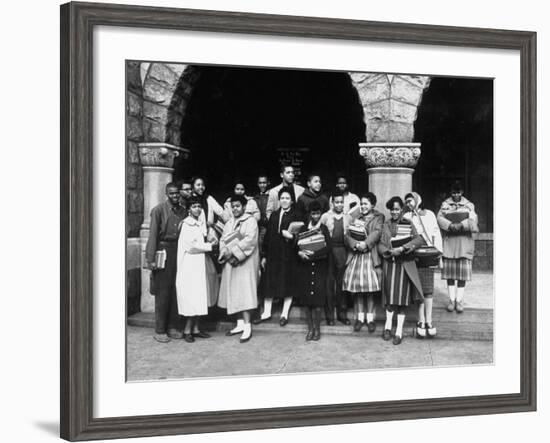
[445,211,469,223]
[222,229,244,250]
[348,224,366,241]
[391,223,413,248]
[297,227,320,240]
[297,233,326,255]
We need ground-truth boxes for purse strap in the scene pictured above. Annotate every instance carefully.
[413,209,434,247]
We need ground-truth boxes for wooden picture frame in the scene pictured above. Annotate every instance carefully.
[60,1,536,440]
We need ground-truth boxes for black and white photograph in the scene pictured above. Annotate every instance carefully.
[125,61,494,381]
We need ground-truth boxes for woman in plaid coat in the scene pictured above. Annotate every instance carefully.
[378,196,425,345]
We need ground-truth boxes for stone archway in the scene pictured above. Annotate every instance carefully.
[138,66,431,223]
[130,63,431,312]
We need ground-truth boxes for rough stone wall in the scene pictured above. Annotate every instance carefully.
[141,63,200,147]
[126,61,144,237]
[349,73,431,142]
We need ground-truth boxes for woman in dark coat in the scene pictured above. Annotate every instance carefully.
[295,201,332,341]
[378,196,425,345]
[254,187,300,326]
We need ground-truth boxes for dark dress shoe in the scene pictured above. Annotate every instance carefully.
[252,316,271,325]
[393,335,403,345]
[382,329,392,341]
[193,331,211,339]
[305,329,314,341]
[367,321,376,333]
[326,319,335,326]
[312,329,321,341]
[183,333,195,343]
[279,316,288,327]
[353,320,364,332]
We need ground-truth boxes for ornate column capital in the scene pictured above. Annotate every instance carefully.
[359,142,421,168]
[138,142,190,168]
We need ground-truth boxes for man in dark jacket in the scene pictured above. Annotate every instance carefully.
[295,174,330,222]
[253,174,270,252]
[145,182,187,343]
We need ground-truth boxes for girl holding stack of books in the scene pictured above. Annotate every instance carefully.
[343,192,385,333]
[217,194,260,343]
[379,196,425,345]
[437,181,479,313]
[294,201,332,341]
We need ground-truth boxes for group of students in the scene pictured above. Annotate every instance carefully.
[145,165,479,346]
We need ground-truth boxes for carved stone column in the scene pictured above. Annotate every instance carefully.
[359,143,421,217]
[138,142,189,313]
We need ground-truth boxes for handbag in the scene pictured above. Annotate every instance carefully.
[411,210,442,268]
[414,246,441,268]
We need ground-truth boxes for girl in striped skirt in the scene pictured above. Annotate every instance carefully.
[403,192,443,339]
[437,181,479,313]
[343,193,384,333]
[379,197,425,345]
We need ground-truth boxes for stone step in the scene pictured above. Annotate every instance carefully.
[128,305,493,341]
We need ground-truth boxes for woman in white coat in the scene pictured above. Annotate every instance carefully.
[217,194,260,343]
[403,192,443,338]
[176,196,219,343]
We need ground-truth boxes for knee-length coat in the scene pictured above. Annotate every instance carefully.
[378,219,424,306]
[217,213,260,315]
[294,223,332,307]
[176,216,219,316]
[261,207,300,301]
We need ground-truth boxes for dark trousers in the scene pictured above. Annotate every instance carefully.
[326,248,348,320]
[152,243,183,334]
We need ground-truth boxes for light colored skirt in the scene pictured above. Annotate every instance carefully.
[343,251,380,293]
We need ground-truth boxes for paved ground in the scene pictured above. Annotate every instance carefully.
[127,271,494,381]
[127,326,493,381]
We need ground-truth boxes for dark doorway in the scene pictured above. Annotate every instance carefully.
[414,77,493,232]
[175,66,366,200]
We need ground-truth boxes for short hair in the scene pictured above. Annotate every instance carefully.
[360,192,377,207]
[257,174,269,181]
[229,194,248,206]
[278,186,295,202]
[404,192,414,201]
[308,200,323,213]
[233,181,246,190]
[165,182,179,192]
[307,173,321,182]
[335,174,348,183]
[451,180,464,192]
[386,196,404,210]
[280,164,294,174]
[180,177,193,187]
[187,195,203,207]
[191,176,205,186]
[332,189,345,200]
